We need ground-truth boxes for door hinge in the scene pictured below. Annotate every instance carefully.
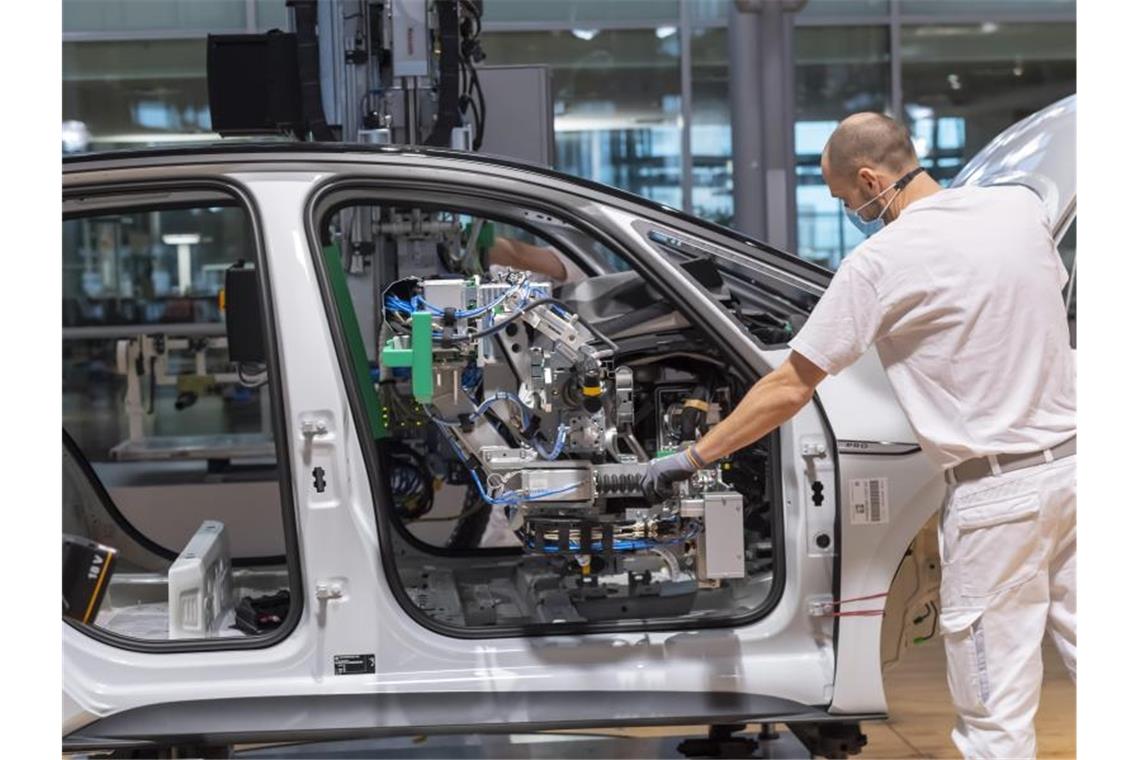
[801,440,827,459]
[315,582,344,602]
[301,418,330,439]
[808,596,836,617]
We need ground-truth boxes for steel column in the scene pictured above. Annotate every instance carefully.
[729,1,800,248]
[728,3,767,238]
[680,0,694,215]
[890,0,903,120]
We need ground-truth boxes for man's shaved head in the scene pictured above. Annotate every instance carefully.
[823,112,917,184]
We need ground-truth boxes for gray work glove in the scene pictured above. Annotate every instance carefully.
[641,447,708,504]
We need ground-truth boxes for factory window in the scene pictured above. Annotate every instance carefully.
[900,22,1076,185]
[794,25,891,269]
[63,0,247,34]
[898,0,1075,17]
[691,25,733,227]
[480,28,683,209]
[63,40,213,152]
[314,192,782,636]
[482,0,679,25]
[62,198,298,646]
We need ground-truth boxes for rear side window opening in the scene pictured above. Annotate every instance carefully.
[62,187,301,650]
[309,183,786,638]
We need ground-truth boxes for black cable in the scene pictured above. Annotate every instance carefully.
[147,356,157,414]
[460,0,482,37]
[459,59,470,110]
[915,602,939,644]
[469,63,486,150]
[238,363,269,388]
[388,442,434,519]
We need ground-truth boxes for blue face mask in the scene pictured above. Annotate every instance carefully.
[844,166,925,238]
[845,204,887,238]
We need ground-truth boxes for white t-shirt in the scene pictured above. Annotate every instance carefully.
[788,184,1076,470]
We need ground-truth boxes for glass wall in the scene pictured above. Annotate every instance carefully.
[482,0,679,25]
[794,26,891,268]
[899,0,1075,15]
[63,40,212,150]
[901,22,1076,184]
[62,0,286,152]
[63,0,246,34]
[481,28,683,209]
[63,0,1076,267]
[691,26,732,226]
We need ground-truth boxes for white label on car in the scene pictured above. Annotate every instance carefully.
[849,478,889,525]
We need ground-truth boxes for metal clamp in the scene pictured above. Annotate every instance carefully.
[301,419,329,439]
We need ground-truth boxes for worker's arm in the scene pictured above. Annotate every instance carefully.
[487,237,568,282]
[641,352,827,502]
[694,351,826,462]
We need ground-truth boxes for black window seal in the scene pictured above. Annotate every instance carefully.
[305,174,787,640]
[64,428,178,564]
[60,178,304,654]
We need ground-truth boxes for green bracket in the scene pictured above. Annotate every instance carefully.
[322,244,386,439]
[381,311,434,404]
[475,220,496,250]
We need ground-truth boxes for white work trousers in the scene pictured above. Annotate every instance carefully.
[938,456,1076,759]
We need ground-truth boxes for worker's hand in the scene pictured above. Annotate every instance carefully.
[640,448,705,504]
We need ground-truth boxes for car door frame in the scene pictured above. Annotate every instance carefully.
[61,176,306,654]
[64,152,866,753]
[306,171,806,638]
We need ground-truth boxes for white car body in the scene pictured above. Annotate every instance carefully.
[62,95,1075,754]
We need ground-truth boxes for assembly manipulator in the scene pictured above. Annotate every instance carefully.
[379,268,746,581]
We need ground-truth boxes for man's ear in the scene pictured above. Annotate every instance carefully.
[855,166,880,194]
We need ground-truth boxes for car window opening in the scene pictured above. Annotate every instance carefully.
[63,200,297,646]
[317,197,783,634]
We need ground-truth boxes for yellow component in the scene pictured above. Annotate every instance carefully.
[581,559,590,576]
[581,385,603,397]
[218,287,226,311]
[682,398,710,412]
[177,374,216,394]
[82,550,113,624]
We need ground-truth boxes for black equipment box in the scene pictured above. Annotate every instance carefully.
[224,264,267,364]
[63,535,117,625]
[207,32,303,136]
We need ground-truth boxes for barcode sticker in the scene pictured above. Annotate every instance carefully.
[849,478,889,525]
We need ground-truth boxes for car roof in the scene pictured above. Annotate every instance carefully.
[63,141,835,286]
[951,94,1075,230]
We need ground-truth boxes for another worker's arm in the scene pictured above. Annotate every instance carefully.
[487,237,568,282]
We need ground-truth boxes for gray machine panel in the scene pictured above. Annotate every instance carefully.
[698,491,746,580]
[391,0,430,77]
[474,65,555,168]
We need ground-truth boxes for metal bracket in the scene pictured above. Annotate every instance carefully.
[801,440,827,459]
[301,418,330,439]
[807,596,835,618]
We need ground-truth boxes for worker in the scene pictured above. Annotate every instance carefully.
[642,112,1075,758]
[486,236,587,285]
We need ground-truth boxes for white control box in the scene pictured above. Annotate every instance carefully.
[168,521,232,639]
[697,491,746,581]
